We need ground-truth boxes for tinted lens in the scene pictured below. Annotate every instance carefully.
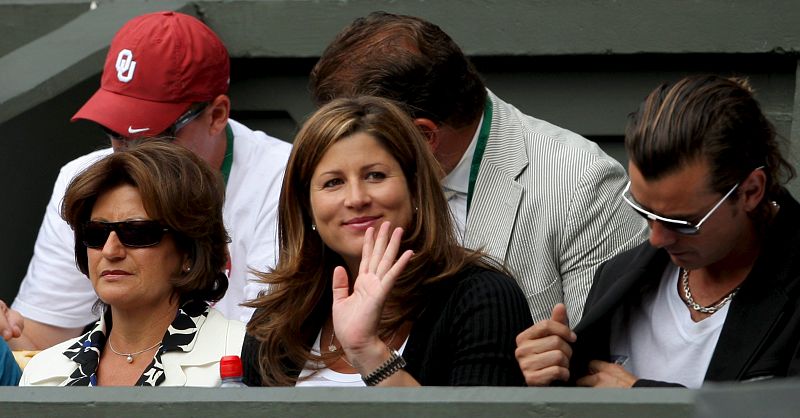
[629,209,699,235]
[82,222,112,248]
[82,221,168,248]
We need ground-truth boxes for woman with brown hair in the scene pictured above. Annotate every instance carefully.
[20,140,244,386]
[243,96,532,387]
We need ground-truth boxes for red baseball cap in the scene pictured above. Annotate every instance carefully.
[72,11,230,138]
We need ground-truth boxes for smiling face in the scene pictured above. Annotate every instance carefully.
[87,183,184,311]
[309,132,414,271]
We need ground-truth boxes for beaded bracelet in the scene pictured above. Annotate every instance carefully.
[362,348,407,386]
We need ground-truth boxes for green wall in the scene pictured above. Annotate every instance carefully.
[1,0,798,303]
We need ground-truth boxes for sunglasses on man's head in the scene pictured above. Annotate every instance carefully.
[82,220,170,248]
[101,102,210,142]
[621,180,740,235]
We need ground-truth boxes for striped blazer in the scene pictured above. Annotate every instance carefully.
[464,91,648,325]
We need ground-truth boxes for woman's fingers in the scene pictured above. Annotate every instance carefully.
[359,226,376,276]
[382,249,413,289]
[375,225,404,277]
[368,222,391,273]
[331,266,351,303]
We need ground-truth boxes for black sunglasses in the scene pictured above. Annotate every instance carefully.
[82,220,170,249]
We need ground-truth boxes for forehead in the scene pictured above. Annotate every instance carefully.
[628,160,715,216]
[313,132,399,173]
[91,184,148,219]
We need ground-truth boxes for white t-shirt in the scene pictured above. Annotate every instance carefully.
[296,330,409,387]
[12,119,291,325]
[609,264,728,388]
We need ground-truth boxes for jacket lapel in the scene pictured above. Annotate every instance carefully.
[705,282,787,381]
[464,92,528,261]
[575,244,667,334]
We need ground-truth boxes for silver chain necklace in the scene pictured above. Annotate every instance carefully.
[107,339,162,363]
[681,269,740,314]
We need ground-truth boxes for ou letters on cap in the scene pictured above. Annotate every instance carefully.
[71,11,230,138]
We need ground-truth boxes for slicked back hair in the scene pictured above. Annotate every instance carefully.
[626,74,795,226]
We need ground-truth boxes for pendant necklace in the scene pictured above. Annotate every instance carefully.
[107,339,162,363]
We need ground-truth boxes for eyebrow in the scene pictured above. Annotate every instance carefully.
[315,162,391,178]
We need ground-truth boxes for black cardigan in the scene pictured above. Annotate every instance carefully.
[242,266,533,386]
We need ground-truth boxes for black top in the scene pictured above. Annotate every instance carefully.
[571,190,800,386]
[242,265,533,386]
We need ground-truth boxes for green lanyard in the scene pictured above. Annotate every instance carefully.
[221,124,234,185]
[466,96,493,213]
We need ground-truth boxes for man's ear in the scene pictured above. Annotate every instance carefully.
[740,167,767,212]
[207,94,231,136]
[413,118,441,152]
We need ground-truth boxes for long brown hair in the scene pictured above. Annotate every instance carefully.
[246,96,485,386]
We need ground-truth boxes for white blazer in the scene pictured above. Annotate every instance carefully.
[20,308,245,387]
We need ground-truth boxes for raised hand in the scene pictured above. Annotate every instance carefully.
[515,303,576,386]
[331,221,413,371]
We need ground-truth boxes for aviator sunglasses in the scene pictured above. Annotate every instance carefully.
[82,220,170,248]
[621,180,740,235]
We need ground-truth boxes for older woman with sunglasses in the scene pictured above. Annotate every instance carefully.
[20,141,244,386]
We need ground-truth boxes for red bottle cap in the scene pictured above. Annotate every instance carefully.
[220,355,243,378]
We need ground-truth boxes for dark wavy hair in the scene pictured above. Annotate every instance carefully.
[310,11,486,129]
[246,96,488,386]
[61,140,230,304]
[626,74,795,227]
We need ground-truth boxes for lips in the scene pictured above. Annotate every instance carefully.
[342,216,381,229]
[100,269,131,279]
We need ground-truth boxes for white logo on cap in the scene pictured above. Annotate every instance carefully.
[127,127,150,134]
[115,49,136,83]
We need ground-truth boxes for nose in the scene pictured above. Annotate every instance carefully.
[100,231,126,259]
[344,182,371,209]
[648,220,678,249]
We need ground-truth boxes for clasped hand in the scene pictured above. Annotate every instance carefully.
[515,303,637,388]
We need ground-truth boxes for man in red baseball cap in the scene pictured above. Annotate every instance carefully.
[1,11,291,350]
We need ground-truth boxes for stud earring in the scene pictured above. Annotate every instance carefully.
[183,264,191,273]
[311,224,317,231]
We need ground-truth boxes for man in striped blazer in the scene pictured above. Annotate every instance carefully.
[309,12,647,325]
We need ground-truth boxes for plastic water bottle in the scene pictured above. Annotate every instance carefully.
[219,355,247,387]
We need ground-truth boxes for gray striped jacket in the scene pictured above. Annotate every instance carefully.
[464,91,648,325]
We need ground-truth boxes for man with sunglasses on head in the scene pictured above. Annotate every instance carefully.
[516,75,800,388]
[0,11,291,350]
